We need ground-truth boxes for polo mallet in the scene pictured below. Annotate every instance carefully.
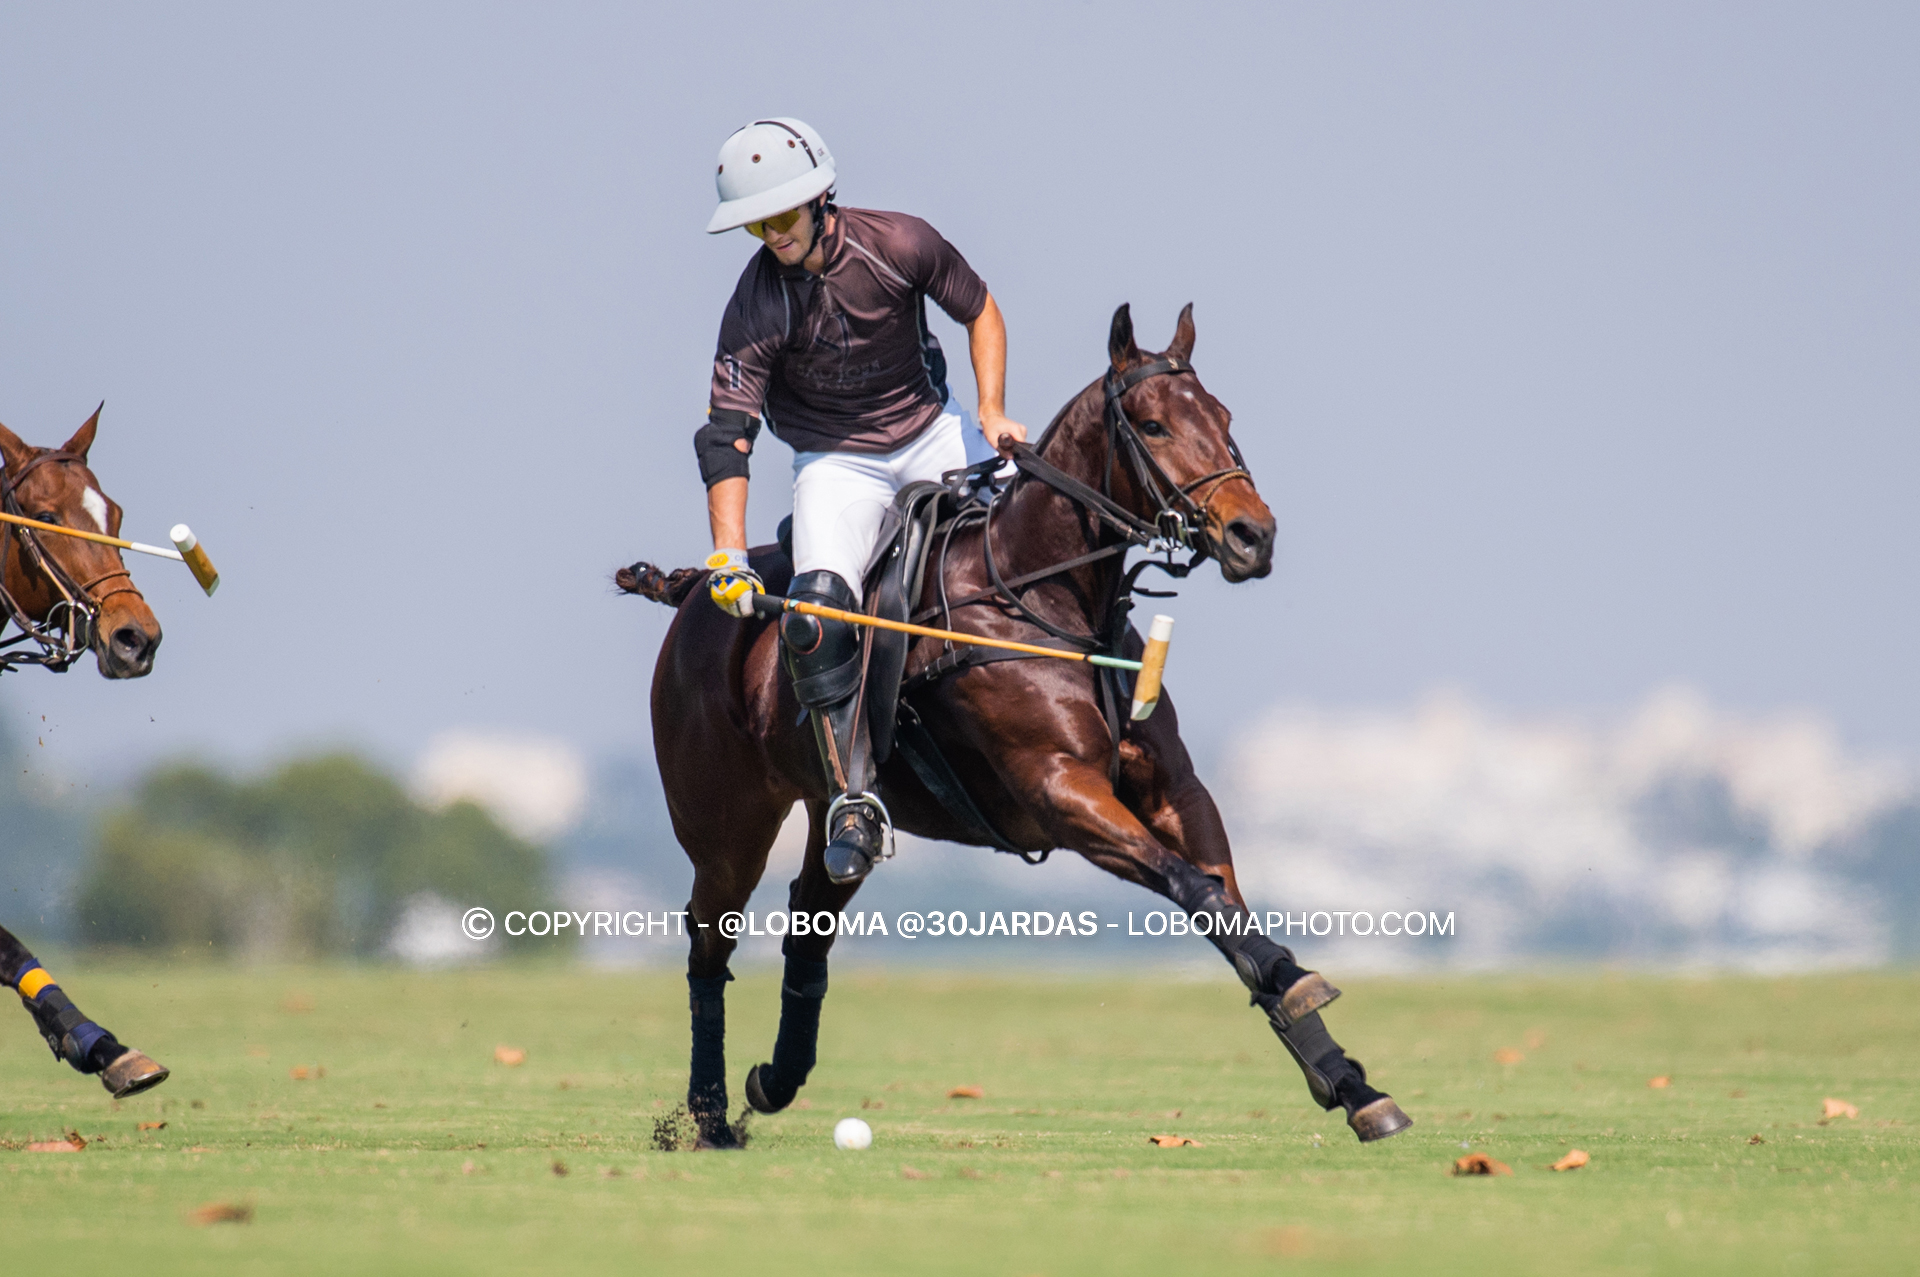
[0,511,220,595]
[749,593,1175,719]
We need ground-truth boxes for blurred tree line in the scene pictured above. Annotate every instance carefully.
[72,754,552,958]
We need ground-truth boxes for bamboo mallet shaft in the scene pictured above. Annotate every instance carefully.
[751,593,1147,673]
[0,510,220,596]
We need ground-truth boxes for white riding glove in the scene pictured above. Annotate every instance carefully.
[705,549,765,619]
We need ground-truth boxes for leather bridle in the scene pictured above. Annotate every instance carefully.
[949,353,1256,648]
[1099,354,1252,552]
[0,449,145,674]
[910,354,1260,788]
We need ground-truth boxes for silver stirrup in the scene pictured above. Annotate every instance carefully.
[827,790,896,863]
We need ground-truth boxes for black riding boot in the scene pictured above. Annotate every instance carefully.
[781,571,888,884]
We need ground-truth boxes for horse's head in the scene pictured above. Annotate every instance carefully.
[1105,304,1275,582]
[0,408,162,678]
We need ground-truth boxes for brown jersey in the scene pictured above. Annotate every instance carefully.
[707,207,989,455]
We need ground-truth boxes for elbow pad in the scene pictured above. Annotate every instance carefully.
[695,409,761,487]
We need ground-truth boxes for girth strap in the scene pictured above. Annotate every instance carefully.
[892,705,1040,862]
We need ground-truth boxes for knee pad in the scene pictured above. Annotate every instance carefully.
[785,572,862,708]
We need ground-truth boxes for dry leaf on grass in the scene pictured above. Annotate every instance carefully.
[138,1121,167,1131]
[1648,1076,1671,1089]
[1821,1098,1859,1120]
[900,1165,931,1180]
[1749,1134,1765,1145]
[1149,1135,1203,1148]
[1493,1047,1525,1065]
[947,1085,984,1099]
[289,1066,310,1080]
[26,1137,83,1153]
[1261,1226,1315,1259]
[188,1202,252,1226]
[1451,1152,1512,1176]
[551,1160,568,1177]
[494,1046,527,1067]
[1551,1149,1590,1171]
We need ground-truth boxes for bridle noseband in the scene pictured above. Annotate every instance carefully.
[0,449,143,674]
[1099,355,1252,553]
[909,353,1260,795]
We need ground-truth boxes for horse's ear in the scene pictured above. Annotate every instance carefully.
[1109,304,1140,372]
[0,421,32,478]
[1168,303,1195,362]
[61,402,102,463]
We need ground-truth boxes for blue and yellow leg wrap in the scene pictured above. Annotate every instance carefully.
[9,959,120,1074]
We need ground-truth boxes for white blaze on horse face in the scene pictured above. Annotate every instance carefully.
[82,488,110,534]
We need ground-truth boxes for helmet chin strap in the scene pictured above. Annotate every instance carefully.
[806,193,835,266]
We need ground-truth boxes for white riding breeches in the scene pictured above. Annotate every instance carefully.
[789,399,999,603]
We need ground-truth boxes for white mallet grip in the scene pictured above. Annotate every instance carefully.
[170,524,220,596]
[1128,614,1176,721]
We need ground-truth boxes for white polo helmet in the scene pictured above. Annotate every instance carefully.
[705,118,836,234]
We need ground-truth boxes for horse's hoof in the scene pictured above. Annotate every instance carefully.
[745,1063,793,1114]
[1348,1096,1412,1143]
[1280,972,1341,1023]
[101,1049,169,1099]
[691,1119,743,1150]
[823,842,874,885]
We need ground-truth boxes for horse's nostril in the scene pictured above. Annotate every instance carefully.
[113,626,150,655]
[1226,519,1271,556]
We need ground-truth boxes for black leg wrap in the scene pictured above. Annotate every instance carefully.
[1162,865,1318,1008]
[1255,1000,1388,1117]
[748,953,828,1114]
[687,972,733,1143]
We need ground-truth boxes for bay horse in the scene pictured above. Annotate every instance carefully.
[0,406,170,1097]
[625,306,1410,1147]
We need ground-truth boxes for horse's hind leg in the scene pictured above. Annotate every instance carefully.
[745,800,860,1114]
[681,800,790,1148]
[1,924,168,1097]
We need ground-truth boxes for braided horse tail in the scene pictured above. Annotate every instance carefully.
[615,561,705,607]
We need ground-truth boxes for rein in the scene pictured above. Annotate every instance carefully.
[928,355,1253,647]
[911,355,1256,789]
[0,449,141,675]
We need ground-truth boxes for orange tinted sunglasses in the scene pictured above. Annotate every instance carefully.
[745,207,806,240]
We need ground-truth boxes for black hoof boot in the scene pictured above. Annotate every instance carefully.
[823,804,882,885]
[745,1063,795,1114]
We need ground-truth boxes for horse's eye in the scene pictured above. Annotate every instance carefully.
[34,512,59,525]
[1138,419,1169,438]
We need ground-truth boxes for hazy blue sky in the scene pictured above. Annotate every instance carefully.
[2,2,1914,784]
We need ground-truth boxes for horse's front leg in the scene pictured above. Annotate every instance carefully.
[1016,740,1412,1142]
[0,924,168,1097]
[1114,696,1339,1018]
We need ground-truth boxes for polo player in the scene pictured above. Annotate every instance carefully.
[696,117,1027,885]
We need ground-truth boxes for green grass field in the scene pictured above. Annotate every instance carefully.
[1,964,1914,1275]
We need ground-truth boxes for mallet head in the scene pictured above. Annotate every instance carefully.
[170,524,220,596]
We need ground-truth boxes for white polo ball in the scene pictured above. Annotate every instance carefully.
[833,1117,873,1151]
